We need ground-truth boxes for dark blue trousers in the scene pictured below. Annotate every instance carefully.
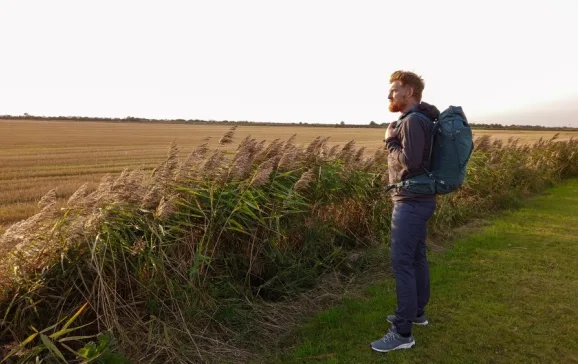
[390,199,436,335]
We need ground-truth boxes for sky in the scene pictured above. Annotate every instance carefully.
[1,0,577,126]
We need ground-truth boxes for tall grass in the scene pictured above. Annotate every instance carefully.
[1,128,577,363]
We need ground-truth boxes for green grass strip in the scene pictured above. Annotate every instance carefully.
[277,179,578,363]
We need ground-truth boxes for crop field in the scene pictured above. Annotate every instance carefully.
[1,119,577,234]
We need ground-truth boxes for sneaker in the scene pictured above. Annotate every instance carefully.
[386,313,428,326]
[370,326,415,353]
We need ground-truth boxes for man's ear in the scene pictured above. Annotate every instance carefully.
[406,86,415,98]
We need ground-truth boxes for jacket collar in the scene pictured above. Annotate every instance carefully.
[399,103,421,120]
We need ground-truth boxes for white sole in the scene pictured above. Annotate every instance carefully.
[386,319,429,326]
[370,341,416,353]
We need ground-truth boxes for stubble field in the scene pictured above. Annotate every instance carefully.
[2,119,577,234]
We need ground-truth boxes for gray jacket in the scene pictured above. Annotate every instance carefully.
[385,102,440,202]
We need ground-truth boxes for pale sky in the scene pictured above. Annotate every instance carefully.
[1,0,577,126]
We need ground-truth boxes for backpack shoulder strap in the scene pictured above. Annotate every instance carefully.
[405,112,437,174]
[409,111,432,123]
[396,111,430,125]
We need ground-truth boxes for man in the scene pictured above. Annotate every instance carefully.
[370,70,440,353]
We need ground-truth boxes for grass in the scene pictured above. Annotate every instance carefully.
[280,179,578,364]
[2,118,577,233]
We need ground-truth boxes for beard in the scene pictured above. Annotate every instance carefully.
[388,99,406,113]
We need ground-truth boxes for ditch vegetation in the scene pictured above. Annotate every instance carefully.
[1,127,577,363]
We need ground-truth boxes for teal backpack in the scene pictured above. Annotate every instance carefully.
[386,106,474,195]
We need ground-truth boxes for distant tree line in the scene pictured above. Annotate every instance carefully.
[0,114,576,131]
[0,114,378,128]
[467,123,577,131]
[361,120,577,131]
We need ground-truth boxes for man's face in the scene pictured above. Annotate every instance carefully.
[388,80,412,113]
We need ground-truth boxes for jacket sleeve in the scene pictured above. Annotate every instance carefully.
[385,115,427,173]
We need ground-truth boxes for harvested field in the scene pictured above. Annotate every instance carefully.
[1,119,577,233]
